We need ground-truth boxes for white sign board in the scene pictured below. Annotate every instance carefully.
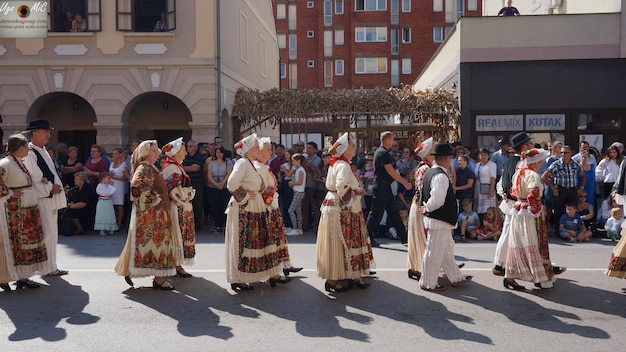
[525,114,565,131]
[475,115,523,132]
[0,1,48,38]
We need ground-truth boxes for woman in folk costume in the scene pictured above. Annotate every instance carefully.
[504,148,555,291]
[0,134,53,291]
[225,134,291,292]
[316,132,374,293]
[605,159,626,279]
[253,137,302,277]
[406,137,434,282]
[161,137,196,278]
[114,140,182,290]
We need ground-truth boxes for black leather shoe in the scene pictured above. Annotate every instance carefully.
[282,267,303,276]
[16,280,41,289]
[457,263,465,269]
[0,283,11,292]
[176,269,193,278]
[124,276,134,287]
[503,278,526,291]
[269,276,292,287]
[371,239,381,247]
[231,283,254,292]
[408,269,421,281]
[325,281,350,292]
[552,266,567,275]
[152,280,175,290]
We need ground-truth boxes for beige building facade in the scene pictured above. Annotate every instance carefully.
[0,0,279,154]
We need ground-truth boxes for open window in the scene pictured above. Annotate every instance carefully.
[117,0,176,32]
[49,0,101,32]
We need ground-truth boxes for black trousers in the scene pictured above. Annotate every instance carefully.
[366,183,407,242]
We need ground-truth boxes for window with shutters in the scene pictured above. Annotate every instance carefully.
[50,0,102,32]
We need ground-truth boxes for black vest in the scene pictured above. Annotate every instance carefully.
[501,155,520,200]
[421,167,457,225]
[30,147,56,198]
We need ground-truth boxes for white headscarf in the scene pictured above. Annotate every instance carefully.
[524,148,550,165]
[131,140,159,172]
[415,137,434,160]
[257,136,272,150]
[330,132,350,157]
[162,137,183,157]
[234,133,258,157]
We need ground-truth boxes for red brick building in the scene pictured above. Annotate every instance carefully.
[273,0,483,91]
[273,0,482,147]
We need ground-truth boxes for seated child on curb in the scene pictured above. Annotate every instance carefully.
[476,206,502,241]
[605,207,624,242]
[457,198,480,240]
[559,203,593,242]
[388,205,409,240]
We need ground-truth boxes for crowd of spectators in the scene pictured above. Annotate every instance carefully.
[44,135,625,244]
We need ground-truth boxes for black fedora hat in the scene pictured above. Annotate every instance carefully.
[430,143,455,156]
[510,132,531,149]
[26,119,54,131]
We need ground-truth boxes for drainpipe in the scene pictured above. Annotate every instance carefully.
[216,0,223,136]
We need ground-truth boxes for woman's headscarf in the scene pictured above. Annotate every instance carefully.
[162,137,183,157]
[131,140,159,172]
[234,133,258,157]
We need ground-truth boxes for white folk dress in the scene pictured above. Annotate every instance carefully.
[316,159,374,280]
[0,156,53,282]
[505,167,553,285]
[225,158,283,283]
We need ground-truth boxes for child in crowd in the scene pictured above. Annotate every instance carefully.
[476,206,502,241]
[457,198,481,241]
[559,203,593,242]
[597,190,619,228]
[605,207,624,242]
[94,172,118,236]
[287,153,306,236]
[388,205,409,240]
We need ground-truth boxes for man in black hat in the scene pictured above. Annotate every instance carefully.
[492,132,566,277]
[23,119,69,276]
[418,143,472,291]
[492,132,534,276]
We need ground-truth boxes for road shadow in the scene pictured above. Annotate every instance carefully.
[532,277,626,318]
[226,277,492,344]
[122,276,259,340]
[0,277,99,342]
[446,280,610,339]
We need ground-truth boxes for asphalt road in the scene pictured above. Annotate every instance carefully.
[1,229,625,352]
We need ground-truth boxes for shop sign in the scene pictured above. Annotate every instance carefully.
[526,114,565,131]
[475,115,523,131]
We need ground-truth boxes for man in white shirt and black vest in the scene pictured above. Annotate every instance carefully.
[419,143,472,291]
[23,119,69,276]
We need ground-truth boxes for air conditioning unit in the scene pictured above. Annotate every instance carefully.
[548,0,562,9]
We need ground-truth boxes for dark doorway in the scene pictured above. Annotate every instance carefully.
[57,130,97,161]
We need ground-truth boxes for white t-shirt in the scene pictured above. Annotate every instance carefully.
[292,166,306,193]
